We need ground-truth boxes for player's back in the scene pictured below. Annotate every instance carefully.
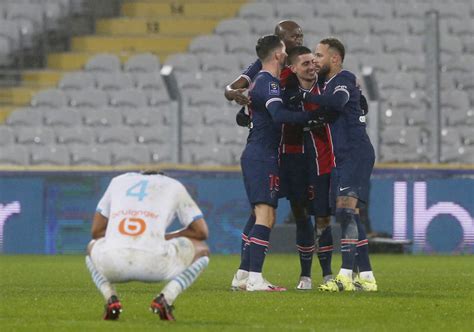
[243,71,282,162]
[101,172,187,251]
[322,70,373,161]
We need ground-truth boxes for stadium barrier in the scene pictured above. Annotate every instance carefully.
[0,164,472,254]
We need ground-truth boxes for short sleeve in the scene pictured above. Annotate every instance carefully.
[332,73,355,99]
[240,59,262,85]
[262,76,284,109]
[175,183,204,228]
[96,183,112,218]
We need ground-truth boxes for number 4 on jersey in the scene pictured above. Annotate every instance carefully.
[126,180,149,201]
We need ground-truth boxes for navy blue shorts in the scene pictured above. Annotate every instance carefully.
[307,172,331,217]
[330,152,375,210]
[279,153,308,202]
[241,157,280,208]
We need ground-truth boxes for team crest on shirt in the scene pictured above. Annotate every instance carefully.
[269,82,280,95]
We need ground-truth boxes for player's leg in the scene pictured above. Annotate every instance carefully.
[85,239,122,320]
[316,216,333,283]
[292,200,315,290]
[153,238,210,320]
[231,211,255,290]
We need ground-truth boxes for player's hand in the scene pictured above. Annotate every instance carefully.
[360,94,369,115]
[236,107,251,128]
[308,111,327,124]
[230,88,250,106]
[288,91,308,105]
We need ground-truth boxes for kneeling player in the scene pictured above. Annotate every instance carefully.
[85,170,210,321]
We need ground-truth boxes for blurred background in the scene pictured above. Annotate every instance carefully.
[0,0,472,255]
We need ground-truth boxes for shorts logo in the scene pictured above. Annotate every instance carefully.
[118,217,146,236]
[339,186,351,192]
[308,185,315,200]
[269,174,280,196]
[269,82,280,95]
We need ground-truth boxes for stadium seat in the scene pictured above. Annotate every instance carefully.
[440,37,464,56]
[187,89,227,107]
[360,54,399,73]
[55,126,96,145]
[249,18,276,36]
[124,53,160,73]
[148,90,172,106]
[96,126,136,145]
[176,72,215,91]
[377,72,416,92]
[43,109,83,127]
[275,3,314,20]
[0,126,15,146]
[398,54,425,72]
[0,19,21,51]
[110,89,148,108]
[95,72,135,91]
[133,73,165,92]
[239,3,275,21]
[31,89,69,108]
[136,126,170,145]
[301,18,332,38]
[0,36,13,66]
[70,145,112,166]
[69,88,109,108]
[383,36,424,55]
[371,19,409,36]
[226,35,254,55]
[201,54,240,73]
[331,19,371,37]
[215,18,251,36]
[441,128,463,147]
[202,106,235,126]
[394,3,429,19]
[448,20,474,37]
[83,108,122,127]
[182,106,204,127]
[381,126,421,146]
[148,144,173,163]
[6,3,44,28]
[355,3,393,20]
[30,145,70,165]
[216,126,248,146]
[345,35,383,55]
[84,53,121,72]
[123,108,166,127]
[441,145,474,163]
[459,126,474,146]
[214,70,242,89]
[380,107,406,127]
[16,127,55,145]
[191,144,234,166]
[164,53,200,73]
[58,72,96,90]
[0,145,29,165]
[182,126,217,145]
[189,35,225,54]
[6,108,44,127]
[111,145,151,165]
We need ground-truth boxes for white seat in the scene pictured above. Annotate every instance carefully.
[124,53,160,72]
[239,3,275,21]
[96,126,136,145]
[135,127,170,145]
[226,35,254,55]
[133,72,165,91]
[186,89,228,108]
[123,108,166,127]
[189,35,225,54]
[215,18,251,36]
[44,109,82,127]
[95,72,134,91]
[201,54,240,73]
[83,108,123,127]
[16,127,55,145]
[69,88,109,108]
[6,108,44,126]
[164,53,200,73]
[84,53,121,72]
[58,72,96,90]
[0,126,15,146]
[70,145,112,166]
[111,145,151,165]
[0,145,29,165]
[275,3,314,20]
[56,126,96,145]
[31,89,69,108]
[30,145,70,165]
[371,19,408,36]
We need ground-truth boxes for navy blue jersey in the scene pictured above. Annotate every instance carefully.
[309,70,373,164]
[240,59,262,86]
[242,71,312,162]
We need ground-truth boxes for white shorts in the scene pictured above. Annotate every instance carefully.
[90,237,195,283]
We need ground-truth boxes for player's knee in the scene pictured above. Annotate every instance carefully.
[86,239,96,255]
[316,216,331,231]
[335,208,358,239]
[194,241,210,260]
[290,201,307,220]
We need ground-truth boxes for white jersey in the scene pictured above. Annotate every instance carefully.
[96,172,203,252]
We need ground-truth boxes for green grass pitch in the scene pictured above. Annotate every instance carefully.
[1,254,473,331]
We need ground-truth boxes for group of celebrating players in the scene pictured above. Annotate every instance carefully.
[225,20,378,293]
[82,19,379,323]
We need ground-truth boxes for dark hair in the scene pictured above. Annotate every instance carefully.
[320,37,345,62]
[287,45,312,65]
[256,34,283,61]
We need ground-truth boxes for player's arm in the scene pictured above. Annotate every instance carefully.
[224,76,250,105]
[165,218,209,241]
[293,89,350,112]
[267,98,320,124]
[91,212,108,239]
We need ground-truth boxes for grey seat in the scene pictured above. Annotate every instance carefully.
[182,106,204,127]
[394,3,429,19]
[214,70,241,89]
[95,72,134,91]
[182,126,217,145]
[441,146,474,163]
[459,126,474,146]
[148,90,172,106]
[83,108,122,127]
[191,144,234,166]
[345,35,383,55]
[134,73,165,92]
[0,36,13,66]
[0,145,29,165]
[249,18,276,36]
[6,3,44,28]
[164,53,200,73]
[355,3,393,20]
[6,108,44,126]
[31,89,69,108]
[109,89,148,108]
[440,37,463,56]
[301,18,331,37]
[69,88,109,108]
[123,108,165,127]
[58,72,96,90]
[398,54,425,73]
[332,19,371,37]
[84,53,121,72]
[377,72,415,92]
[216,126,248,146]
[360,54,399,73]
[0,126,15,146]
[384,36,423,55]
[56,126,96,145]
[187,89,227,107]
[176,72,214,91]
[135,126,170,145]
[96,126,136,145]
[30,145,70,165]
[449,20,474,37]
[201,54,240,73]
[371,19,408,36]
[70,145,112,166]
[315,3,353,19]
[0,19,21,51]
[215,18,251,36]
[202,106,235,126]
[441,128,463,147]
[111,145,151,165]
[226,35,254,55]
[16,127,55,145]
[239,3,275,21]
[381,126,421,146]
[43,109,82,127]
[380,107,406,127]
[124,53,160,73]
[189,35,225,54]
[275,3,314,20]
[148,144,173,163]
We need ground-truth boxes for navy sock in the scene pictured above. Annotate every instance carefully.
[354,214,372,272]
[296,218,315,278]
[336,208,358,270]
[239,214,256,271]
[317,225,333,277]
[248,224,271,273]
